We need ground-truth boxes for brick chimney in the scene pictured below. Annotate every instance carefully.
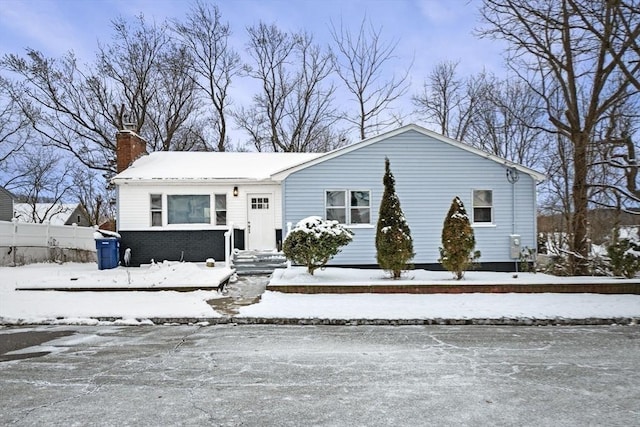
[116,129,147,173]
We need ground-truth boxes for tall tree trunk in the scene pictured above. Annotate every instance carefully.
[571,133,590,275]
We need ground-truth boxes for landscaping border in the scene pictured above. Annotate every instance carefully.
[2,316,639,326]
[266,282,640,294]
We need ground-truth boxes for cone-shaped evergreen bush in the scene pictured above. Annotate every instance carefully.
[376,157,414,279]
[439,196,480,280]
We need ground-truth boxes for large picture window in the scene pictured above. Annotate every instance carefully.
[168,195,210,224]
[325,190,371,225]
[473,190,493,223]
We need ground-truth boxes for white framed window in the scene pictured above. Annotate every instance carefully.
[167,195,210,224]
[473,190,493,223]
[215,194,227,225]
[150,194,162,226]
[325,190,371,225]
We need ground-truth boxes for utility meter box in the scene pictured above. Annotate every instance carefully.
[509,234,521,259]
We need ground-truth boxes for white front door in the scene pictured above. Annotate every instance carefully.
[247,193,275,250]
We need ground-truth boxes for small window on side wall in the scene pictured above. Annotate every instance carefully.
[325,190,371,225]
[473,190,493,223]
[150,194,162,226]
[215,194,227,225]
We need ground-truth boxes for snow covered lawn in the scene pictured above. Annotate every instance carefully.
[10,261,234,290]
[239,291,640,320]
[1,262,640,324]
[270,266,640,286]
[1,262,231,324]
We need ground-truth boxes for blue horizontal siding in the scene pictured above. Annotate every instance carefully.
[283,130,537,267]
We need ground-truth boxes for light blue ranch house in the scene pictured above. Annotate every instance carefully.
[274,124,545,271]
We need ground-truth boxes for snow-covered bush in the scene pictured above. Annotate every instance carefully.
[606,238,640,279]
[376,157,414,279]
[439,196,480,280]
[283,216,354,275]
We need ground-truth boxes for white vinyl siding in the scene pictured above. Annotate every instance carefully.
[118,183,282,231]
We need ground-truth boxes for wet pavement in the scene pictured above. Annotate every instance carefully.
[208,274,268,316]
[1,324,639,426]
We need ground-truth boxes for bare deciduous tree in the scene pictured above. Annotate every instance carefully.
[331,17,411,140]
[479,0,640,274]
[4,146,73,223]
[2,14,203,180]
[3,49,118,174]
[97,15,204,153]
[413,61,546,168]
[0,76,30,170]
[174,1,241,152]
[413,61,489,142]
[471,77,546,168]
[71,168,115,226]
[236,23,344,152]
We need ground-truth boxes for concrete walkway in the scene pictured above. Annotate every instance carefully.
[208,275,268,316]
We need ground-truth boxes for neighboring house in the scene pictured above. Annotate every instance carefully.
[13,203,92,227]
[113,125,544,270]
[0,186,15,221]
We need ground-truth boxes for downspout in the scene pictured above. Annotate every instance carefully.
[506,167,520,272]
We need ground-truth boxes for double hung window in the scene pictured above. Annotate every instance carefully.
[215,194,227,225]
[473,190,493,224]
[150,194,162,226]
[325,190,370,225]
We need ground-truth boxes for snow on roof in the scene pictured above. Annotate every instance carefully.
[112,151,323,182]
[13,203,79,225]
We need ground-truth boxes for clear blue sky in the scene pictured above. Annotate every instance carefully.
[0,0,508,144]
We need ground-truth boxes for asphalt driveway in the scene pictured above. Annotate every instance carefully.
[1,324,639,426]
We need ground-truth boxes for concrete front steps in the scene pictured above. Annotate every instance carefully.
[233,250,288,275]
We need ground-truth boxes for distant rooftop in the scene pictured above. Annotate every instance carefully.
[13,203,80,225]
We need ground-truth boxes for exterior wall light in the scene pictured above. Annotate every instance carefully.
[233,186,239,197]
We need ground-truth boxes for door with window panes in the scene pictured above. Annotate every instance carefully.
[247,194,275,250]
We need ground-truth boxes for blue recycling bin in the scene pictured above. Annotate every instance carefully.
[96,238,120,270]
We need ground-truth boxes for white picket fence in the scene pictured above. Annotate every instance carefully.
[0,220,97,251]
